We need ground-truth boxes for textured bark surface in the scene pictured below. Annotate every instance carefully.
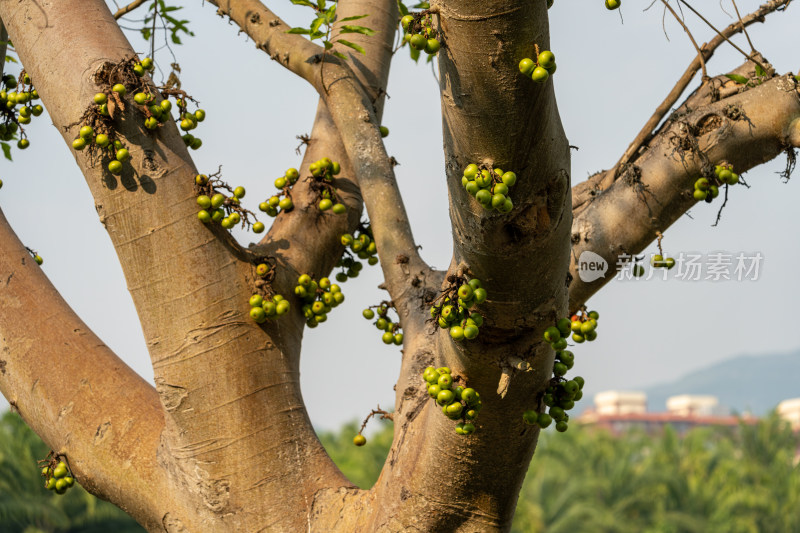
[568,72,800,310]
[0,209,172,531]
[0,0,796,531]
[353,2,572,531]
[0,1,345,530]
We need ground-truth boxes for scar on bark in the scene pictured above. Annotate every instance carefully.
[696,113,723,136]
[621,163,658,214]
[722,103,754,128]
[668,120,713,183]
[94,421,112,445]
[389,390,426,467]
[155,378,189,411]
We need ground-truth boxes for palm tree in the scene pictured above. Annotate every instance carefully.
[510,418,800,533]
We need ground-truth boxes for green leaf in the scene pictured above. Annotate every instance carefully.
[310,17,325,35]
[725,73,749,84]
[794,75,800,82]
[336,39,366,54]
[290,0,316,6]
[317,0,326,10]
[141,28,152,40]
[332,51,348,60]
[409,44,420,63]
[324,40,333,50]
[339,25,376,36]
[4,55,17,64]
[1,142,11,161]
[340,14,369,22]
[397,1,409,16]
[310,30,326,40]
[323,4,337,24]
[754,63,766,77]
[287,27,311,34]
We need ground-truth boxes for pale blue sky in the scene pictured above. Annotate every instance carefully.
[1,1,798,430]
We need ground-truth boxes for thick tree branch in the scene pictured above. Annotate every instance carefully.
[259,100,363,279]
[321,76,428,315]
[210,0,429,317]
[0,209,175,531]
[1,0,349,530]
[225,3,454,523]
[568,74,800,310]
[259,0,401,296]
[346,1,572,530]
[329,0,397,119]
[217,2,559,529]
[435,0,572,331]
[573,0,791,209]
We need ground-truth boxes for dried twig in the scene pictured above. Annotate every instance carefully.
[661,0,708,80]
[114,0,148,20]
[730,0,756,52]
[358,406,393,435]
[677,0,768,74]
[588,0,789,196]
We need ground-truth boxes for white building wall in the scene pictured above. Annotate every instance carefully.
[594,391,647,415]
[666,395,719,417]
[777,398,800,430]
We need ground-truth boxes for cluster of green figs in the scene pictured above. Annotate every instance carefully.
[1,72,40,149]
[694,162,740,203]
[41,460,75,495]
[400,13,440,56]
[423,366,483,435]
[295,274,345,328]
[461,163,517,213]
[194,174,262,232]
[523,374,585,433]
[430,278,487,341]
[518,50,557,84]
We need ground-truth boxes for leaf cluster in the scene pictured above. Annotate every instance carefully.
[141,0,194,45]
[287,0,375,59]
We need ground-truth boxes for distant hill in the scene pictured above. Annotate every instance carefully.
[643,351,800,415]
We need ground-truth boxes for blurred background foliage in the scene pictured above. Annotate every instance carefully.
[0,411,144,533]
[0,410,798,532]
